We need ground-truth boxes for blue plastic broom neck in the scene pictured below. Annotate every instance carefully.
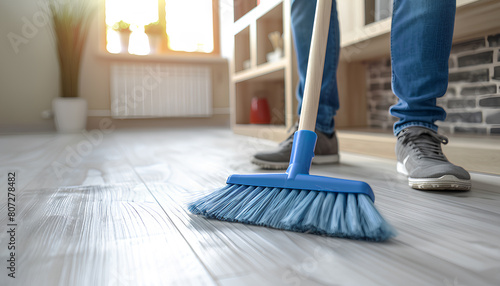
[286,130,317,179]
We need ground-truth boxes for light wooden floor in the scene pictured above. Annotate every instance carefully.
[1,127,499,286]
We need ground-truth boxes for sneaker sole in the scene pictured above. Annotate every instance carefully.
[397,162,471,191]
[252,154,340,170]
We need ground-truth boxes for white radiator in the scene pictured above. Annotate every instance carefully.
[110,63,212,118]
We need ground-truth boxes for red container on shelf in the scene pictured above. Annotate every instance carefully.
[250,97,271,124]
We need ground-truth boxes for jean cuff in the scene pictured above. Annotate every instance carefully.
[312,122,332,135]
[394,122,438,136]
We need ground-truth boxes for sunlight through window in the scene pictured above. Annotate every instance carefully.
[128,26,151,55]
[165,0,214,53]
[105,0,215,55]
[105,0,158,26]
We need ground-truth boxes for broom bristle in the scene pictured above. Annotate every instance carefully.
[188,184,396,241]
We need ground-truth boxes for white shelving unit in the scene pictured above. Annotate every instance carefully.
[230,0,297,141]
[229,0,499,141]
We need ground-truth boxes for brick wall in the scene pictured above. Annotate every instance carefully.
[366,33,500,135]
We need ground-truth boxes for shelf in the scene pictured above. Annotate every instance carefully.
[339,0,496,62]
[233,1,284,74]
[337,128,500,175]
[231,0,294,141]
[256,2,283,65]
[341,18,391,48]
[234,27,250,73]
[233,0,283,35]
[233,59,286,82]
[235,70,285,125]
[341,0,481,48]
[233,0,257,22]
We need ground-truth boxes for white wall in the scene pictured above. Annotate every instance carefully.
[0,0,60,132]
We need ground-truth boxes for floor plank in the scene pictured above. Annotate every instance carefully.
[1,127,499,286]
[116,127,500,285]
[0,184,216,286]
[0,131,217,286]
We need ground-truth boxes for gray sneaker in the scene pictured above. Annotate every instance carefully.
[252,125,339,170]
[396,126,471,191]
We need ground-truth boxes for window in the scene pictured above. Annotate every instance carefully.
[105,0,219,55]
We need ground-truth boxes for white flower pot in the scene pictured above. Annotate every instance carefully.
[52,97,87,133]
[119,32,130,53]
[148,34,162,54]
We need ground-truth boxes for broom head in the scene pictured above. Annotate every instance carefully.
[188,130,396,241]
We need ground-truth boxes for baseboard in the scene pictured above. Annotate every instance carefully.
[337,129,500,175]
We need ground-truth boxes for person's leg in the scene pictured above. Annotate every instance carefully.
[390,0,454,134]
[292,0,340,135]
[251,0,340,169]
[390,0,470,191]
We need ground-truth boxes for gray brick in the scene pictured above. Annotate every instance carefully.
[368,92,387,101]
[479,96,500,107]
[446,87,456,97]
[461,84,497,96]
[375,102,393,111]
[370,83,381,91]
[493,66,500,80]
[437,126,452,134]
[447,99,476,109]
[488,34,500,47]
[486,111,500,124]
[368,59,390,69]
[437,98,447,107]
[454,127,487,135]
[449,69,489,82]
[370,113,389,121]
[370,122,386,129]
[446,112,482,123]
[457,51,493,67]
[491,128,500,135]
[451,38,485,54]
[380,70,391,78]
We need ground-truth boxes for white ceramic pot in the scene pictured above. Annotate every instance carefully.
[148,34,162,54]
[52,97,87,133]
[119,32,130,53]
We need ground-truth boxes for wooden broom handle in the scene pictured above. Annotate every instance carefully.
[298,0,333,132]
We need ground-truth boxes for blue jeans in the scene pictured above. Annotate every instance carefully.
[291,0,456,135]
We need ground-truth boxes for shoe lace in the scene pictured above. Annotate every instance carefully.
[401,129,449,161]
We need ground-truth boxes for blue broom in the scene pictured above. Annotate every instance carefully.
[189,0,395,241]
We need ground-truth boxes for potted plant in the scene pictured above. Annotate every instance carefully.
[49,0,94,133]
[113,20,131,53]
[144,21,164,54]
